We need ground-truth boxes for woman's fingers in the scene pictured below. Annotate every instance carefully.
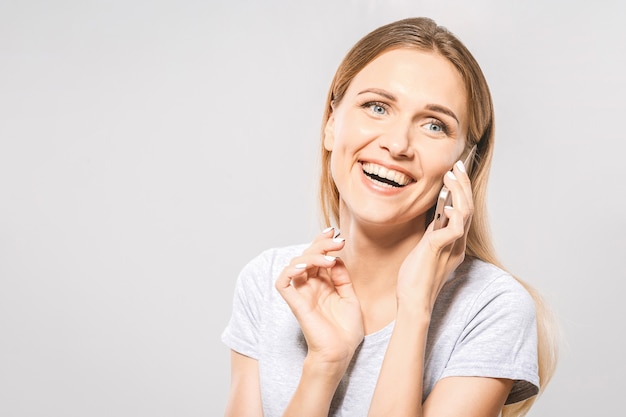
[276,254,336,289]
[302,226,345,256]
[439,164,473,232]
[434,161,473,262]
[275,228,346,299]
[286,262,310,289]
[448,160,474,220]
[423,160,474,258]
[275,262,308,306]
[327,258,357,300]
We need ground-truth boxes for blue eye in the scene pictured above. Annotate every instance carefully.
[424,120,448,135]
[426,122,442,132]
[361,101,388,116]
[371,104,386,114]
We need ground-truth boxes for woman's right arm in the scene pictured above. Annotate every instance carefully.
[276,229,364,417]
[225,229,362,416]
[224,350,263,417]
[226,350,345,417]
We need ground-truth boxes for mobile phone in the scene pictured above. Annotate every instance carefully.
[432,144,477,230]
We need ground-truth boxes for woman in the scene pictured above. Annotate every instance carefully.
[222,17,558,417]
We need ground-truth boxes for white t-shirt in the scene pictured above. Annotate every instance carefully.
[222,244,539,416]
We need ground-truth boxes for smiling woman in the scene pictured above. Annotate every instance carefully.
[322,49,467,229]
[222,17,558,417]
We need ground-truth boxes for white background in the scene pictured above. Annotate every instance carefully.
[1,0,624,415]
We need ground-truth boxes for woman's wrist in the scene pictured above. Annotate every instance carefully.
[395,297,433,326]
[285,355,347,411]
[283,356,347,417]
[303,354,351,382]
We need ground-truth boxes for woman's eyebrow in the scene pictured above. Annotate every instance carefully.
[425,104,459,124]
[357,88,397,102]
[357,89,460,124]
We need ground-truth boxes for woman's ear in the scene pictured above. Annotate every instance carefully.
[323,114,335,151]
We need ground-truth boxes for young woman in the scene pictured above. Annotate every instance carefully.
[222,17,558,417]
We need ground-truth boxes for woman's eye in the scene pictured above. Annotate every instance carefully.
[425,122,441,131]
[371,104,386,114]
[424,121,447,134]
[363,102,388,115]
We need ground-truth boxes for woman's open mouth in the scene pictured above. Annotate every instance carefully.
[360,162,415,188]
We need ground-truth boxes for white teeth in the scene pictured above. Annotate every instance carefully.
[361,162,413,186]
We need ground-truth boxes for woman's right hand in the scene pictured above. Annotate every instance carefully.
[275,228,364,371]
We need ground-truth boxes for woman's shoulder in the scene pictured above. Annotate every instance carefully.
[237,243,308,281]
[247,243,309,267]
[230,243,309,305]
[448,256,535,309]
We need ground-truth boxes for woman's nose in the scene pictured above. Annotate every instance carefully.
[379,122,415,159]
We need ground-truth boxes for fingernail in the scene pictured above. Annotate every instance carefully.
[333,237,345,243]
[333,228,341,239]
[295,263,307,269]
[444,205,454,211]
[446,171,457,180]
[455,160,466,173]
[324,255,336,262]
[322,226,334,234]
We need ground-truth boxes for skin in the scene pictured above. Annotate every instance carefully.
[225,48,513,417]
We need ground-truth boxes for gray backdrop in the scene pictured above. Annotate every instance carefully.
[1,0,624,415]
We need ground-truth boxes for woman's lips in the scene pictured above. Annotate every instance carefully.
[360,161,415,188]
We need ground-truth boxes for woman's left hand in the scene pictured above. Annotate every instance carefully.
[397,160,474,311]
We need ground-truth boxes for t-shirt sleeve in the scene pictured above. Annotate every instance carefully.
[441,275,540,404]
[221,252,270,360]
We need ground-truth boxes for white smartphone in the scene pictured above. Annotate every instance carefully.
[432,144,477,230]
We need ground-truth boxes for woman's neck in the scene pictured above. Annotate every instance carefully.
[335,214,426,294]
[331,214,426,334]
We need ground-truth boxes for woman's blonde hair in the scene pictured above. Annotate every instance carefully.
[318,17,558,416]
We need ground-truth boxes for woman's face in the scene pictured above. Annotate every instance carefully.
[324,48,468,227]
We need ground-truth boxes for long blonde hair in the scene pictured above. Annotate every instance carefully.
[318,17,558,416]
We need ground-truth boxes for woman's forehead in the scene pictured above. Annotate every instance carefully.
[344,48,468,123]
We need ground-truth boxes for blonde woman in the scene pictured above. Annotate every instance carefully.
[223,17,558,417]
